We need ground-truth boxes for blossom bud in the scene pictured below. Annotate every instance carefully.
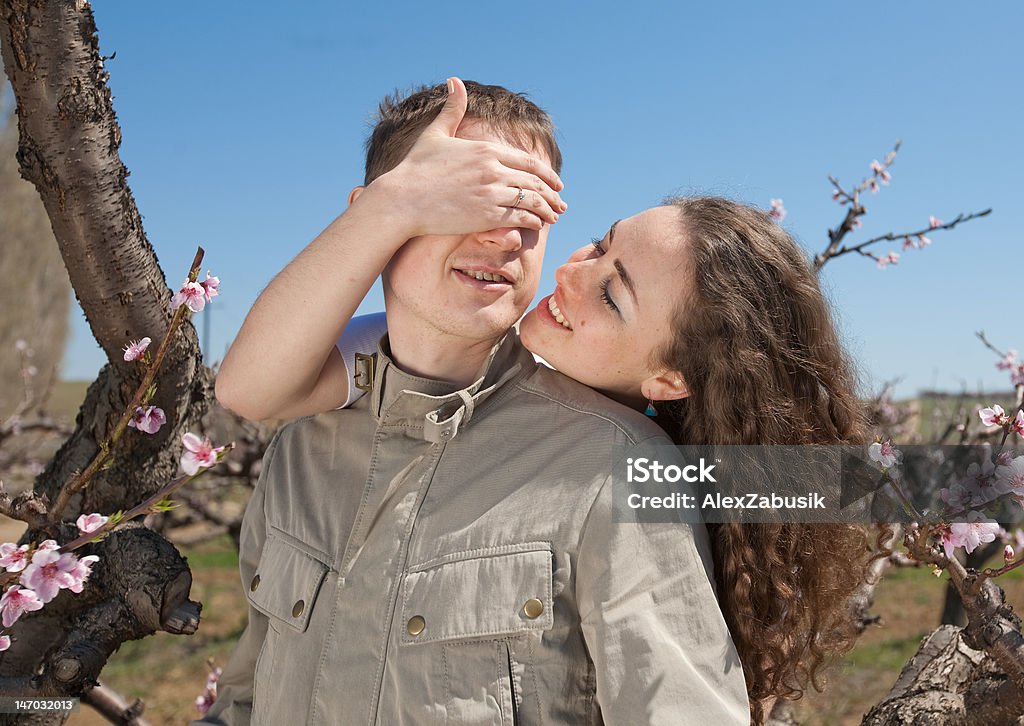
[1005,545,1015,563]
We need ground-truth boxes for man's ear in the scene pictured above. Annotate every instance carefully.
[640,371,689,402]
[347,186,365,207]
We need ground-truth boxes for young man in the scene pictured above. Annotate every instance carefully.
[198,79,749,725]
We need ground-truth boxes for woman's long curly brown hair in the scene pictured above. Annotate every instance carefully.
[653,197,880,724]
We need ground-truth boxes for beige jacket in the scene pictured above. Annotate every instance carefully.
[195,334,749,725]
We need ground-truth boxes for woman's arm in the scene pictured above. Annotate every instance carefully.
[215,78,564,421]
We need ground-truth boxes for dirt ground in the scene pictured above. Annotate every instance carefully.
[17,530,1010,725]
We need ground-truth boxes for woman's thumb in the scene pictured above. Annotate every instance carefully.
[428,77,468,137]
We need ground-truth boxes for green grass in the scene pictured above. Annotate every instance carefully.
[845,633,926,672]
[183,542,239,570]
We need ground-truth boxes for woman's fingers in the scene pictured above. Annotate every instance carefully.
[497,206,547,231]
[493,145,564,194]
[505,172,566,221]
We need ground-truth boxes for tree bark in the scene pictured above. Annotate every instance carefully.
[862,625,1024,725]
[0,2,210,723]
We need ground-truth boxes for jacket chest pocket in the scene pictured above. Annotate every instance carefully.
[399,542,554,726]
[246,531,331,722]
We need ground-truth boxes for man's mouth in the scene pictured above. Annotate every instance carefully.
[455,268,512,284]
[548,296,572,330]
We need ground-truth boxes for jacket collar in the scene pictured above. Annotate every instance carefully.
[366,332,534,443]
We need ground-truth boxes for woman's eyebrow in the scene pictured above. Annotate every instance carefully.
[604,220,637,306]
[615,259,638,306]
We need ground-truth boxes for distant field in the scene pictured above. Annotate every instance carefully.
[46,379,91,419]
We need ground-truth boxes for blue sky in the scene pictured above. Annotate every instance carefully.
[54,1,1021,398]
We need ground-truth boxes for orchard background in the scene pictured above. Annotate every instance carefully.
[2,1,1023,724]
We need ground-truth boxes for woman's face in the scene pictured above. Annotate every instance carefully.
[519,205,690,408]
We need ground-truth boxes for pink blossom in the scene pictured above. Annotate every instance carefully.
[36,539,59,552]
[122,337,152,362]
[852,218,862,230]
[0,543,30,573]
[902,236,915,251]
[1013,365,1024,387]
[916,234,931,247]
[0,585,44,628]
[1012,411,1024,437]
[997,450,1015,467]
[964,457,1005,505]
[868,179,879,194]
[868,439,901,468]
[768,198,786,222]
[1006,545,1016,563]
[181,433,225,476]
[196,666,222,716]
[832,191,843,203]
[941,511,1001,560]
[0,635,9,652]
[171,280,207,313]
[996,350,1018,370]
[128,406,167,435]
[25,366,36,377]
[66,555,100,594]
[929,216,943,229]
[869,160,892,185]
[979,404,1008,427]
[939,482,973,514]
[997,456,1024,498]
[21,548,79,604]
[76,513,109,535]
[14,339,27,352]
[876,252,899,269]
[199,272,220,302]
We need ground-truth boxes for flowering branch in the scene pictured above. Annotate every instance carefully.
[810,140,992,270]
[826,209,992,269]
[47,247,206,522]
[58,445,233,555]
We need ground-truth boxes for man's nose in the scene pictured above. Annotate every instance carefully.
[475,227,523,252]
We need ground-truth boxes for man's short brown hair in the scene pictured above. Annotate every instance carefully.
[364,80,562,185]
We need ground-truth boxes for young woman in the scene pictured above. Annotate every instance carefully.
[217,80,879,724]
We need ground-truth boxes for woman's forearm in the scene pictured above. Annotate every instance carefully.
[215,180,410,420]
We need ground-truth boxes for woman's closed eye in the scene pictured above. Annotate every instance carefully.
[600,278,620,314]
[591,237,607,256]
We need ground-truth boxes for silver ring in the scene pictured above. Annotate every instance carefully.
[511,187,526,209]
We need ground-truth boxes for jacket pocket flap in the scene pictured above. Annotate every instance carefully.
[400,543,554,645]
[248,531,329,633]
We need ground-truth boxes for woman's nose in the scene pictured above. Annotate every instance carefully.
[554,260,580,291]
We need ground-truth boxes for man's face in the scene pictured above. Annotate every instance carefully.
[382,120,552,347]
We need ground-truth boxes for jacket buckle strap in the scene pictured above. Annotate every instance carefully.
[353,352,377,393]
[423,390,475,443]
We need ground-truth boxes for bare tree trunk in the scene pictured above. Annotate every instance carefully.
[0,2,210,723]
[863,625,1024,726]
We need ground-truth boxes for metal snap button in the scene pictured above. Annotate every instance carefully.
[250,574,260,592]
[407,615,426,636]
[523,598,544,619]
[292,600,305,618]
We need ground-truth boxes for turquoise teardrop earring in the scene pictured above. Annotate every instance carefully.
[645,399,657,417]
